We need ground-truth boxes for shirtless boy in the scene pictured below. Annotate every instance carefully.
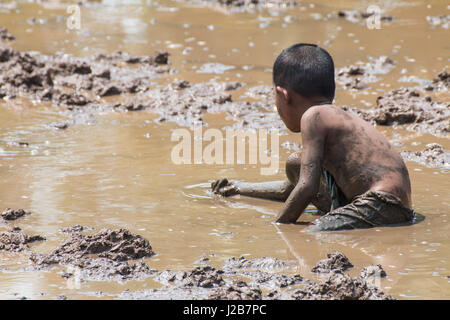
[211,43,415,232]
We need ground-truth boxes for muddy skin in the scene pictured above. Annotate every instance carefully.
[212,178,293,200]
[1,208,31,221]
[118,252,394,300]
[30,228,156,282]
[0,227,45,253]
[0,46,172,108]
[337,10,394,24]
[0,27,15,41]
[401,143,450,169]
[336,56,396,90]
[344,88,450,135]
[211,152,332,213]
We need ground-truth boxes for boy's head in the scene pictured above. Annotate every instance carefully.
[273,43,335,132]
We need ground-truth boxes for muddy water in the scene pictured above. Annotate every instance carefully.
[0,0,449,299]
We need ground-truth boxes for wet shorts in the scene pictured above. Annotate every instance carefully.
[306,170,415,232]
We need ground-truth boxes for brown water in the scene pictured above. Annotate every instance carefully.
[0,0,449,299]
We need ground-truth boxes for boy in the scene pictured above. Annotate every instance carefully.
[211,43,415,232]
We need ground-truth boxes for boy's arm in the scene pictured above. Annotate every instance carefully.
[276,110,326,223]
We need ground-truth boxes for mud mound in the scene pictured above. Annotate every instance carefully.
[278,271,394,300]
[401,143,450,169]
[154,266,225,288]
[0,46,172,106]
[1,46,282,131]
[0,227,45,252]
[207,280,262,300]
[311,251,354,274]
[120,251,394,300]
[0,47,283,131]
[344,88,449,135]
[111,80,245,127]
[336,56,395,90]
[244,271,304,289]
[118,251,394,300]
[30,228,156,282]
[1,208,31,221]
[0,27,15,41]
[31,228,154,265]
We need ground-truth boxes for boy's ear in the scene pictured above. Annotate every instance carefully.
[276,86,290,103]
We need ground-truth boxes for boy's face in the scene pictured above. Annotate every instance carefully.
[275,86,302,132]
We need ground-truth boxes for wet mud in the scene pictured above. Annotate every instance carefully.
[336,56,395,90]
[110,79,243,127]
[60,225,94,234]
[311,252,353,274]
[423,70,449,92]
[273,271,393,300]
[1,208,31,221]
[0,227,45,253]
[222,256,295,273]
[344,87,449,135]
[119,252,394,300]
[30,228,156,282]
[360,265,387,279]
[0,45,172,108]
[401,143,450,169]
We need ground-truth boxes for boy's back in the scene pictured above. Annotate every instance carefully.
[306,104,411,207]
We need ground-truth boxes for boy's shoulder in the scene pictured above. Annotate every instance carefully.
[302,104,342,127]
[305,104,358,124]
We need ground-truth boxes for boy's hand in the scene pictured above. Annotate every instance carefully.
[211,178,239,197]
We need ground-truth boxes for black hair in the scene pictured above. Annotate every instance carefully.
[273,43,335,100]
